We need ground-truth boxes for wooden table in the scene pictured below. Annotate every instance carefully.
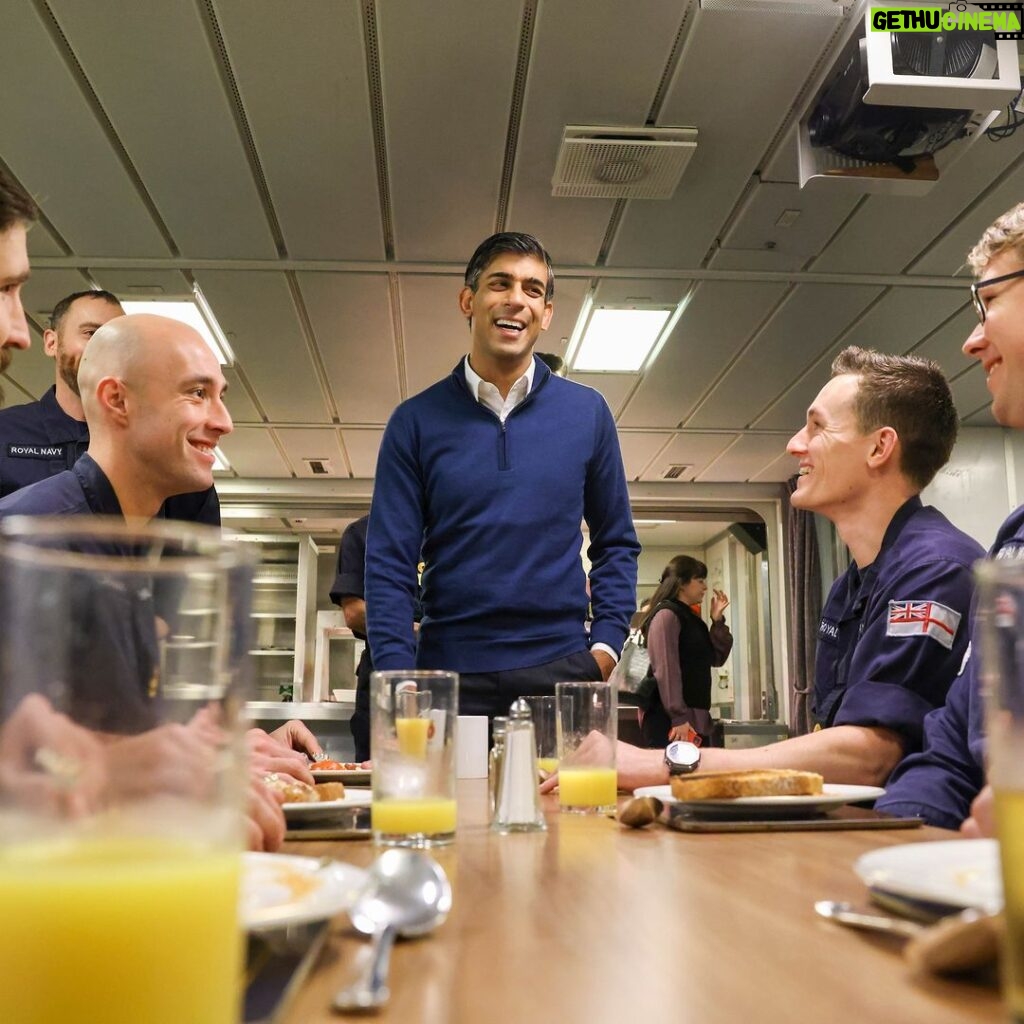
[279,782,1003,1024]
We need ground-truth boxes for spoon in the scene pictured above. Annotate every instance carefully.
[334,849,452,1012]
[814,900,1002,974]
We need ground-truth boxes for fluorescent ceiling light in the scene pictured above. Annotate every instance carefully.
[212,448,232,474]
[121,284,235,366]
[570,308,671,372]
[634,519,676,526]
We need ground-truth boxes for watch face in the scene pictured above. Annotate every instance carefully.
[666,740,700,768]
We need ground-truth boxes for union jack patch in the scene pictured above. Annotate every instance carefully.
[886,600,961,650]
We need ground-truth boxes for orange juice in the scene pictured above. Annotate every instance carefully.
[0,836,242,1024]
[396,716,430,758]
[373,798,457,836]
[996,788,1024,1019]
[559,767,617,810]
[537,757,559,776]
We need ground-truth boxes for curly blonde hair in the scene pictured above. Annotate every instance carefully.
[968,202,1024,276]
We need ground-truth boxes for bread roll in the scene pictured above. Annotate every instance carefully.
[314,782,346,802]
[670,769,823,801]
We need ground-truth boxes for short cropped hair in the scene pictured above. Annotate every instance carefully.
[49,289,122,331]
[536,352,565,375]
[831,345,957,491]
[464,232,554,302]
[968,202,1024,276]
[0,167,38,233]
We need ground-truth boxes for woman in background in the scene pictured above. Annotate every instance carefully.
[639,555,732,748]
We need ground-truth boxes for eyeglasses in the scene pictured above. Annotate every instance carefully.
[971,268,1024,323]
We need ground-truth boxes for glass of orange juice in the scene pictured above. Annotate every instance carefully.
[0,518,255,1024]
[555,681,617,814]
[371,670,458,847]
[525,695,558,779]
[977,559,1024,1022]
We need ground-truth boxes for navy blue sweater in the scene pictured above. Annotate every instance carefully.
[366,357,639,673]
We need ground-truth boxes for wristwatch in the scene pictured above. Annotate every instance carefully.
[664,740,701,776]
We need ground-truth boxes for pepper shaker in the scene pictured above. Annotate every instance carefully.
[491,699,546,833]
[488,716,508,817]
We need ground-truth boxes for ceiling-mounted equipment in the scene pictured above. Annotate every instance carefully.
[552,126,698,199]
[302,458,334,476]
[796,1,1020,194]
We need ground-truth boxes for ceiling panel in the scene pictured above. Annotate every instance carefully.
[298,272,401,424]
[508,0,684,264]
[343,428,385,479]
[571,373,639,417]
[193,270,328,422]
[1,4,173,258]
[22,269,94,323]
[89,269,191,300]
[619,281,788,428]
[49,0,277,258]
[276,428,349,478]
[26,223,67,258]
[398,275,474,397]
[753,286,971,431]
[687,283,882,429]
[380,0,520,260]
[610,8,838,268]
[964,405,997,427]
[812,139,1024,276]
[218,427,291,477]
[641,432,739,482]
[911,306,978,377]
[698,433,788,482]
[950,363,995,422]
[593,278,690,306]
[216,0,384,260]
[221,367,261,425]
[617,431,672,480]
[751,450,796,484]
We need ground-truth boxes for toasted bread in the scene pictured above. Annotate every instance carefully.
[314,781,346,801]
[669,769,823,801]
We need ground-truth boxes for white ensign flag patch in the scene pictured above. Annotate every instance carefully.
[886,600,961,649]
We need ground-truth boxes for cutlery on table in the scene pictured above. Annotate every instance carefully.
[814,899,1003,974]
[334,849,452,1012]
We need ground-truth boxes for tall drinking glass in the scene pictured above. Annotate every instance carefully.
[556,681,617,814]
[525,695,558,780]
[371,670,458,847]
[0,517,255,1024]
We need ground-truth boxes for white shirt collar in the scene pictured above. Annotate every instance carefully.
[463,355,536,400]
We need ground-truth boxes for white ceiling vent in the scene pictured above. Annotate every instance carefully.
[662,464,694,480]
[552,126,698,200]
[302,458,334,476]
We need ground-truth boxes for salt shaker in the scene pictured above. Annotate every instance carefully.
[491,699,546,833]
[488,716,508,816]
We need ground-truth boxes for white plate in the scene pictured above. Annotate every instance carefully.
[241,852,366,932]
[283,789,372,822]
[854,838,1003,913]
[634,783,885,815]
[312,768,372,785]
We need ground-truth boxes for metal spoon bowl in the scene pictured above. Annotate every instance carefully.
[334,849,452,1012]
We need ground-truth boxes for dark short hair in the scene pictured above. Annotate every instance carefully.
[536,352,565,375]
[831,345,957,491]
[0,167,38,234]
[463,232,554,302]
[640,556,708,636]
[49,289,122,332]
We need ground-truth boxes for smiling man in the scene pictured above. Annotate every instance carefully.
[0,169,36,385]
[0,313,230,519]
[366,232,639,716]
[562,346,984,792]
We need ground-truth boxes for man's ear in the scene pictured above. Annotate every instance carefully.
[42,329,58,358]
[458,286,474,324]
[868,426,899,469]
[95,377,129,424]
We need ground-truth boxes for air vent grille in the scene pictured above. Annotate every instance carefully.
[662,464,694,480]
[552,126,698,200]
[303,458,333,476]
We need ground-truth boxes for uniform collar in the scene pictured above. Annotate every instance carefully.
[72,453,123,516]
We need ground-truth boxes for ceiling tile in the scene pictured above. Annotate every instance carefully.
[276,428,349,478]
[698,433,789,482]
[617,431,673,480]
[950,363,994,422]
[642,432,739,482]
[343,428,385,478]
[218,427,291,477]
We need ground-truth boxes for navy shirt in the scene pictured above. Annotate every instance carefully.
[0,386,221,525]
[814,496,984,751]
[0,454,158,733]
[330,515,369,641]
[877,503,1024,828]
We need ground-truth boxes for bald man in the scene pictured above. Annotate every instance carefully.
[0,313,229,518]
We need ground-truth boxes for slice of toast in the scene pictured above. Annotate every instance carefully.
[670,768,823,801]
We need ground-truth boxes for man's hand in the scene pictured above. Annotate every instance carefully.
[668,723,699,743]
[247,729,316,785]
[961,784,996,838]
[268,719,322,758]
[247,778,287,851]
[591,649,615,681]
[106,724,219,800]
[710,589,729,621]
[538,732,667,795]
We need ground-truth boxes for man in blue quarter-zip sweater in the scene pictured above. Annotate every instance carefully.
[366,232,640,717]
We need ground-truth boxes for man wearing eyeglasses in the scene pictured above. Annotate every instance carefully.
[875,201,1024,835]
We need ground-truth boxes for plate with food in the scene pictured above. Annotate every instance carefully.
[311,760,372,785]
[635,770,885,818]
[241,852,366,931]
[855,838,1002,913]
[264,775,372,823]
